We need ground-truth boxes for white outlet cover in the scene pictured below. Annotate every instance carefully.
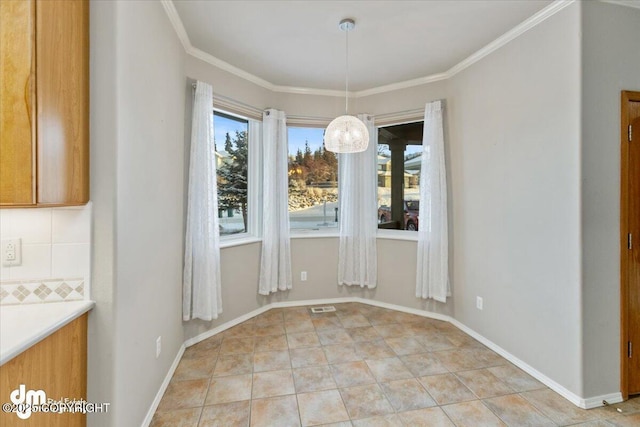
[2,238,22,267]
[476,296,483,310]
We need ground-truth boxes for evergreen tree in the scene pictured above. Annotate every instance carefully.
[302,141,315,184]
[217,131,248,231]
[224,132,233,152]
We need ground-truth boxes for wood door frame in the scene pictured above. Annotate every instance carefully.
[621,90,640,399]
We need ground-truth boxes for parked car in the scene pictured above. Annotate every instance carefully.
[378,200,419,230]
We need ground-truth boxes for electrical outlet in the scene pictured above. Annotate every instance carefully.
[156,336,162,359]
[301,271,307,281]
[2,239,22,267]
[476,296,483,310]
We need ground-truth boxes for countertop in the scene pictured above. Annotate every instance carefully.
[0,300,95,365]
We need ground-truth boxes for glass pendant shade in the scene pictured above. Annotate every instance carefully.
[324,18,369,154]
[324,115,369,153]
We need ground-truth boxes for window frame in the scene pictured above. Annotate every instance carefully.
[214,108,262,246]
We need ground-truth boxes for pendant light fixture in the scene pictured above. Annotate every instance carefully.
[324,18,369,154]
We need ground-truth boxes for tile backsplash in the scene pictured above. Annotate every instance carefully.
[0,278,85,305]
[0,203,91,299]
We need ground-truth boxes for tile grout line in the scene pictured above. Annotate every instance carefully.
[512,392,560,426]
[152,303,638,426]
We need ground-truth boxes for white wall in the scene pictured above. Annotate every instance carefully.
[447,4,583,396]
[84,3,640,421]
[273,92,345,120]
[580,1,640,398]
[88,0,117,424]
[184,237,453,341]
[90,1,186,425]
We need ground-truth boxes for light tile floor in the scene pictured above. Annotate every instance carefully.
[151,303,640,427]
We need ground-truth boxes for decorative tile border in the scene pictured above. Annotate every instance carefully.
[0,279,84,305]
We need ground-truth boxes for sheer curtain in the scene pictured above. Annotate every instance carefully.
[259,109,292,295]
[183,81,223,321]
[416,100,450,302]
[338,114,378,288]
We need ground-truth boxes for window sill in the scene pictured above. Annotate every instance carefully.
[376,230,419,242]
[290,230,339,239]
[218,231,418,247]
[291,230,418,242]
[219,236,262,249]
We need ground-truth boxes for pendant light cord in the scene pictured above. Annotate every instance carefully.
[345,26,349,115]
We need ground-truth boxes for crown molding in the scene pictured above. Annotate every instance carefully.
[272,85,347,97]
[162,0,577,98]
[355,73,449,98]
[445,0,576,78]
[191,45,349,97]
[600,0,640,10]
[160,0,191,51]
[188,46,277,91]
[160,0,278,92]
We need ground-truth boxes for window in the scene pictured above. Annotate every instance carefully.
[214,110,250,236]
[288,127,339,231]
[377,121,424,232]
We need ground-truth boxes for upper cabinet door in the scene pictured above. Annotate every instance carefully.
[36,0,89,205]
[0,0,36,205]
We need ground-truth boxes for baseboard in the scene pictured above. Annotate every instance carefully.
[272,297,356,309]
[185,297,361,349]
[355,298,452,323]
[449,319,625,410]
[173,296,619,416]
[362,301,616,410]
[140,343,185,427]
[183,305,272,348]
[583,392,624,409]
[184,297,443,348]
[449,319,591,407]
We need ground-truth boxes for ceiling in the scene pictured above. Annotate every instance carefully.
[171,0,555,93]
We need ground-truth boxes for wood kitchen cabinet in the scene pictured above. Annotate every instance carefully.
[0,314,88,427]
[0,0,89,207]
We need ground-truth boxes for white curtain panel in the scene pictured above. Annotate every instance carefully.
[338,114,378,288]
[416,100,450,302]
[183,81,223,321]
[259,109,292,295]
